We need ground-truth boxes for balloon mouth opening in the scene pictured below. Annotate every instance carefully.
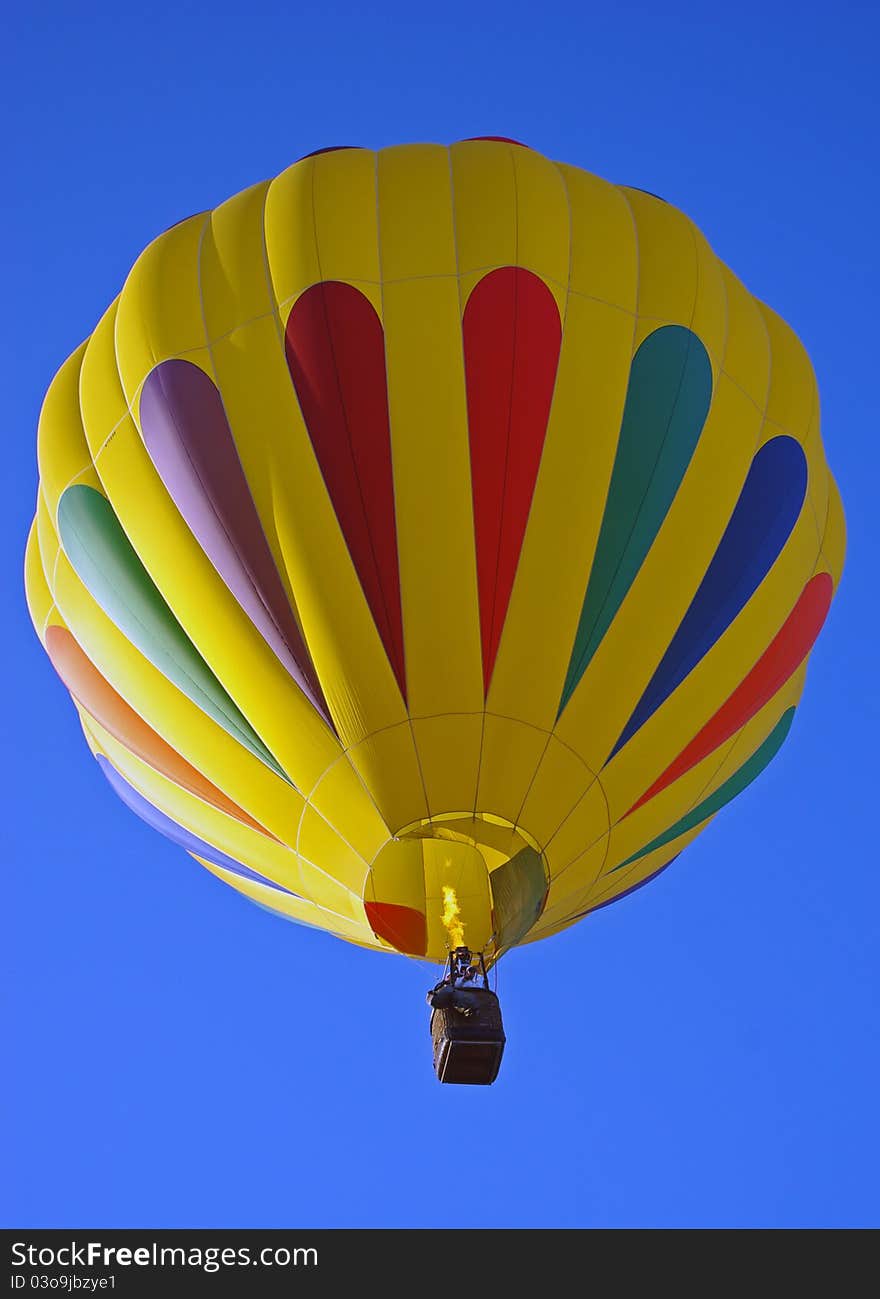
[364,812,548,963]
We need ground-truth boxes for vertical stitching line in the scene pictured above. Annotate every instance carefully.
[445,143,488,827]
[509,155,577,840]
[373,146,430,824]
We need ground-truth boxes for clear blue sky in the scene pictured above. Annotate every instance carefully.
[3,1,877,1229]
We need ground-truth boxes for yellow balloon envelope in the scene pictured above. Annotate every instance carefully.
[25,139,845,966]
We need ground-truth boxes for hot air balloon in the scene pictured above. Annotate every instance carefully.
[25,139,845,1084]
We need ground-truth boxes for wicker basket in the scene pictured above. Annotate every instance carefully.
[430,989,506,1085]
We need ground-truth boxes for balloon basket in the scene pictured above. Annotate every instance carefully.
[429,989,506,1085]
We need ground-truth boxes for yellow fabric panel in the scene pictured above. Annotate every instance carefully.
[79,300,132,465]
[198,180,274,334]
[89,410,340,792]
[554,371,764,772]
[34,489,62,594]
[377,142,484,777]
[800,404,828,552]
[36,342,101,518]
[620,187,699,328]
[344,723,428,834]
[382,274,483,716]
[347,935,400,955]
[365,839,427,912]
[759,302,817,443]
[509,144,570,309]
[474,715,553,830]
[307,757,392,867]
[449,140,518,276]
[83,716,304,894]
[527,838,609,934]
[193,855,372,943]
[555,164,639,309]
[80,712,102,759]
[262,158,322,308]
[279,853,369,921]
[472,844,505,872]
[538,772,609,881]
[487,294,634,728]
[296,804,371,898]
[24,520,54,634]
[113,213,208,400]
[312,147,381,286]
[517,735,606,854]
[718,263,771,410]
[820,475,846,586]
[686,219,729,365]
[404,814,532,855]
[49,545,304,845]
[408,714,484,818]
[445,815,533,857]
[517,912,579,945]
[377,144,457,281]
[450,139,571,314]
[273,437,413,749]
[760,304,827,541]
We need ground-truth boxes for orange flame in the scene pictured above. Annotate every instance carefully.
[441,885,465,949]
